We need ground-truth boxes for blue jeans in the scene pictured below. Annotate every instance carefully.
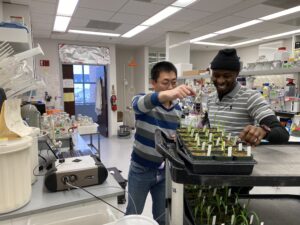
[126,161,166,225]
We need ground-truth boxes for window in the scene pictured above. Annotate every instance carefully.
[73,65,105,104]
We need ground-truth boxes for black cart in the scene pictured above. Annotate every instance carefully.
[155,130,300,225]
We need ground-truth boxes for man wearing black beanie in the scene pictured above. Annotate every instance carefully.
[207,48,289,146]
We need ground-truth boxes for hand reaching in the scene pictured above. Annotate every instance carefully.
[158,84,196,103]
[239,125,267,146]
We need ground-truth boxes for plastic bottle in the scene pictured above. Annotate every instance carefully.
[262,83,270,99]
[285,78,296,97]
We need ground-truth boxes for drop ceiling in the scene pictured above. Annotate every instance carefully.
[7,0,300,50]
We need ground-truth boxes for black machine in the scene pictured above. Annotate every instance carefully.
[45,155,108,192]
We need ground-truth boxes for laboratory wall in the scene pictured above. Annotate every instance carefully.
[33,38,118,136]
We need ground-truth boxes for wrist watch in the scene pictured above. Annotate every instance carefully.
[260,124,271,138]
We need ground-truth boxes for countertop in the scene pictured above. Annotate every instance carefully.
[0,173,123,221]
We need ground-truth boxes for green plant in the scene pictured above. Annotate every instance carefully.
[206,206,214,225]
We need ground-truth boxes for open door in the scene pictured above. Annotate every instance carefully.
[97,66,108,137]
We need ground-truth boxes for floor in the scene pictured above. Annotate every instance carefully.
[83,133,154,219]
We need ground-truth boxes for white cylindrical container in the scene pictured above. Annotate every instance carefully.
[29,127,40,184]
[0,136,33,214]
[115,215,159,225]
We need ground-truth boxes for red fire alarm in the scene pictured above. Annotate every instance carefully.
[40,60,50,67]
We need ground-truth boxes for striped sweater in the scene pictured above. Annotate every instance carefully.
[207,82,275,136]
[131,92,182,168]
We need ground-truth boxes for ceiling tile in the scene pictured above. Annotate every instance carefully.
[170,8,211,23]
[32,29,51,38]
[31,12,54,23]
[69,17,89,28]
[30,0,56,15]
[209,15,251,27]
[249,21,297,32]
[188,0,244,12]
[151,0,174,5]
[78,0,128,11]
[234,4,283,19]
[73,8,114,21]
[75,34,109,42]
[155,19,189,29]
[120,1,166,16]
[32,21,53,30]
[110,12,148,25]
[51,33,79,41]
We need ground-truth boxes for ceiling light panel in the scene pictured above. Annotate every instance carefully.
[122,25,149,38]
[261,29,300,39]
[57,0,79,16]
[172,0,198,8]
[141,6,182,26]
[230,39,262,47]
[53,16,71,32]
[215,20,263,34]
[190,33,219,42]
[69,29,120,37]
[260,5,300,20]
[193,41,228,46]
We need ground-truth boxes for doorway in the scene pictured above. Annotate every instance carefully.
[62,64,109,137]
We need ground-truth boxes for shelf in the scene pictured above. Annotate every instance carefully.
[239,67,300,76]
[177,72,210,80]
[0,27,30,53]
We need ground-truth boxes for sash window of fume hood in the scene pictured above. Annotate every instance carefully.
[58,44,110,65]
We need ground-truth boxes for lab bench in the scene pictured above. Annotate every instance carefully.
[0,174,124,225]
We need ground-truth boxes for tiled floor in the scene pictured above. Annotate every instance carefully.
[83,134,154,219]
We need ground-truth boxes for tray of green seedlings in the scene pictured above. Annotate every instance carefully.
[176,126,257,175]
[184,185,263,225]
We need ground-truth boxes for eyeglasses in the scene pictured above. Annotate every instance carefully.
[160,80,177,87]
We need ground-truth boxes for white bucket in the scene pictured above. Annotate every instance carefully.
[0,136,33,214]
[115,215,159,225]
[29,127,40,184]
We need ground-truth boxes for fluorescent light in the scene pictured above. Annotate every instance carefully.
[230,39,262,47]
[215,20,263,34]
[141,6,182,26]
[262,29,300,40]
[57,0,78,16]
[260,5,300,21]
[172,0,198,8]
[69,29,120,37]
[190,33,219,42]
[122,25,149,38]
[53,16,71,32]
[193,41,228,46]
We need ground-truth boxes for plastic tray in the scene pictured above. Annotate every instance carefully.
[184,194,300,225]
[155,130,256,175]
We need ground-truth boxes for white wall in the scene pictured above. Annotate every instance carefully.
[0,1,3,21]
[134,46,149,94]
[116,47,135,112]
[33,38,118,137]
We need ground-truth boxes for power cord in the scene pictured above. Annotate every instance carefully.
[64,179,126,215]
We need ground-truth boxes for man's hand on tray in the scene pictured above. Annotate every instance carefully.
[239,125,267,146]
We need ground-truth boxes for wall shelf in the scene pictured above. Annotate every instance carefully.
[0,27,30,53]
[177,72,210,80]
[240,67,300,76]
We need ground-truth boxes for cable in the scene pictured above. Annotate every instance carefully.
[65,181,126,215]
[154,211,166,222]
[93,185,138,215]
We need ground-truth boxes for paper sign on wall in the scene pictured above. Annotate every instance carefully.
[63,93,75,102]
[63,79,74,88]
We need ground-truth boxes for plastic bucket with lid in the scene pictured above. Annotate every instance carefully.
[0,136,33,214]
[115,215,159,225]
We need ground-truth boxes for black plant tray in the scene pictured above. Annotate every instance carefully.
[155,129,256,175]
[185,194,300,225]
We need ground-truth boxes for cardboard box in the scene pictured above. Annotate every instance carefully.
[182,69,207,76]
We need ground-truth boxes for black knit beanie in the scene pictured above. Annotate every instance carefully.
[211,48,240,72]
